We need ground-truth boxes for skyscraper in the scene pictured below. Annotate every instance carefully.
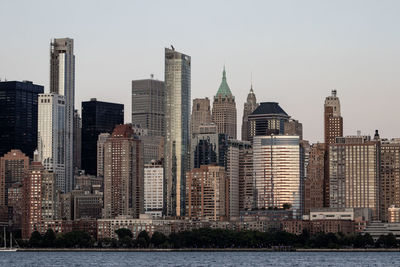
[329,135,380,220]
[253,135,301,217]
[241,85,258,141]
[73,110,82,171]
[324,90,343,147]
[50,38,75,192]
[144,161,164,218]
[103,124,143,219]
[81,98,124,176]
[131,79,165,137]
[304,143,325,215]
[324,90,343,207]
[379,139,400,222]
[191,98,212,135]
[0,81,44,158]
[164,47,191,216]
[96,133,110,178]
[212,67,237,139]
[37,93,66,192]
[247,102,290,142]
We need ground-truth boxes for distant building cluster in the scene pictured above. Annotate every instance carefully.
[2,40,400,241]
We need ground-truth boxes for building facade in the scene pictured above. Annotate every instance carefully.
[0,81,44,158]
[0,149,29,206]
[324,90,343,207]
[253,135,301,217]
[164,47,191,216]
[380,140,400,221]
[212,67,237,139]
[329,136,380,219]
[103,124,144,219]
[144,161,164,218]
[191,98,213,135]
[37,93,66,192]
[131,79,165,137]
[304,143,325,215]
[186,165,228,221]
[73,109,82,171]
[81,98,124,176]
[96,133,110,178]
[50,38,75,192]
[241,86,258,141]
[247,102,290,142]
[22,162,58,239]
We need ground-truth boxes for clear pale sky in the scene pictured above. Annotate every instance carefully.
[1,0,399,143]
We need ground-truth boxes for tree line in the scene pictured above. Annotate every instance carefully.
[13,228,399,249]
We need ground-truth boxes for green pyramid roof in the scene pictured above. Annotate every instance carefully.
[216,66,233,98]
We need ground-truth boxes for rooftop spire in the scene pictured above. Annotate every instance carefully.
[216,65,233,98]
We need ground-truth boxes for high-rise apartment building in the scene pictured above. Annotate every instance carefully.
[37,93,66,192]
[324,90,343,207]
[329,135,380,219]
[73,109,82,171]
[103,124,144,219]
[226,139,252,218]
[324,90,343,147]
[239,145,253,211]
[81,98,124,176]
[241,86,258,141]
[304,143,325,215]
[191,98,212,135]
[0,150,29,206]
[144,161,164,218]
[380,139,400,222]
[50,38,75,192]
[131,79,165,137]
[186,165,228,221]
[22,162,58,239]
[253,135,301,217]
[212,67,237,139]
[247,102,290,142]
[164,47,191,216]
[96,133,110,178]
[0,81,44,158]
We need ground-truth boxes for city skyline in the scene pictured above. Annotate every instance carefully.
[1,1,400,143]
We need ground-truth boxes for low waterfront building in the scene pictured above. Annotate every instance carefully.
[363,222,400,241]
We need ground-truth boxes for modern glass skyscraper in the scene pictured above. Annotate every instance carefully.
[253,135,301,217]
[50,38,75,192]
[37,93,66,192]
[81,98,124,176]
[164,47,191,216]
[132,79,165,137]
[0,81,44,158]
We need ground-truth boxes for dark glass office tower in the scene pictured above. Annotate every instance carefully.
[0,81,44,158]
[132,79,165,137]
[81,98,124,175]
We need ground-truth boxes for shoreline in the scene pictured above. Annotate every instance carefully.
[15,248,400,252]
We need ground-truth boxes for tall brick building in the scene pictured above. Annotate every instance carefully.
[103,124,144,219]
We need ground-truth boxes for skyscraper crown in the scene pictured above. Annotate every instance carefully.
[215,66,234,99]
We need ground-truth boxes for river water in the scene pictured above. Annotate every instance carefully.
[0,251,398,266]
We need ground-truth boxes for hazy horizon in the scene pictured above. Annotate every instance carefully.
[1,0,399,143]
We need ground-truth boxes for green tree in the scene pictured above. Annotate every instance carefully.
[282,203,292,210]
[137,230,150,248]
[29,231,42,248]
[150,232,167,248]
[42,229,56,247]
[115,228,133,240]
